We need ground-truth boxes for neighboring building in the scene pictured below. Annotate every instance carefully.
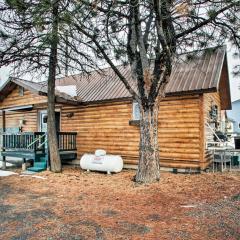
[225,117,235,134]
[227,99,240,134]
[0,47,232,171]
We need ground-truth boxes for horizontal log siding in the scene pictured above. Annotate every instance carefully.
[0,84,205,169]
[61,95,202,169]
[6,110,38,132]
[0,87,46,109]
[158,96,201,169]
[0,110,38,132]
[203,92,222,168]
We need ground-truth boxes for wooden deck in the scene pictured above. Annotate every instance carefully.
[1,150,77,161]
[1,132,77,170]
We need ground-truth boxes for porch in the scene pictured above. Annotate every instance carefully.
[0,131,77,171]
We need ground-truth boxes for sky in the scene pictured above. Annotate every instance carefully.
[226,46,240,102]
[0,45,240,102]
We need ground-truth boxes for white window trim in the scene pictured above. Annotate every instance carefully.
[132,102,140,121]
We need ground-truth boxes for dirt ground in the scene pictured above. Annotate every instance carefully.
[0,167,239,240]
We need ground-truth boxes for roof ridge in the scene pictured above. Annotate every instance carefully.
[0,47,230,108]
[56,46,226,84]
[177,45,226,56]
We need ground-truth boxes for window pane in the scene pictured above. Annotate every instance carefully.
[133,102,140,120]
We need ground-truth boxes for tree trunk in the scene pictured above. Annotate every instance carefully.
[135,102,160,183]
[47,0,61,173]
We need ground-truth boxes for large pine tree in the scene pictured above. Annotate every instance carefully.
[0,0,98,172]
[71,0,240,183]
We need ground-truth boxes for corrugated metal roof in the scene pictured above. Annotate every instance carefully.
[12,78,47,92]
[56,47,226,103]
[71,66,134,102]
[12,78,78,103]
[0,47,227,105]
[0,78,78,104]
[56,65,133,101]
[166,47,225,94]
[0,47,231,109]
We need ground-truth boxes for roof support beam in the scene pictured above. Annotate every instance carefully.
[2,105,33,112]
[2,110,5,131]
[1,110,6,169]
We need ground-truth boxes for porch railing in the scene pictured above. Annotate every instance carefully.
[1,132,46,152]
[1,132,77,152]
[58,132,77,151]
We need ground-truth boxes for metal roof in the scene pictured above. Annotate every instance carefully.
[0,46,230,108]
[57,65,134,102]
[166,47,226,94]
[56,47,227,103]
[0,78,78,104]
[12,78,78,103]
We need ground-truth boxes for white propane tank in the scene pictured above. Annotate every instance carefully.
[80,153,123,174]
[95,149,106,157]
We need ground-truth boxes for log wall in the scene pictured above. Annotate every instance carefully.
[203,92,222,168]
[61,95,202,169]
[0,87,46,109]
[0,84,223,170]
[2,110,38,132]
[0,87,46,132]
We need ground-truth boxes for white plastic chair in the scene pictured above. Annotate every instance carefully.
[213,151,224,172]
[213,150,232,172]
[223,151,232,171]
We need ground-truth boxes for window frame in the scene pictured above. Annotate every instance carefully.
[132,101,141,121]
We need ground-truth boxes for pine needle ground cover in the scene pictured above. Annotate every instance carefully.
[0,167,239,240]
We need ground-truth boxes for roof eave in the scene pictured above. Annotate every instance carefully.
[55,96,80,105]
[12,78,80,105]
[78,97,132,106]
[38,91,80,105]
[166,87,217,97]
[217,53,232,110]
[0,78,17,102]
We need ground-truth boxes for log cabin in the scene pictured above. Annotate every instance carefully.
[0,47,232,172]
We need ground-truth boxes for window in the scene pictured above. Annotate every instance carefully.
[19,86,24,96]
[43,115,48,123]
[132,102,140,120]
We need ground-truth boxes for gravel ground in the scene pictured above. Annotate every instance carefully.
[0,167,239,240]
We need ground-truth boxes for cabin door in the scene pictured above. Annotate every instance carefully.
[38,110,60,132]
[39,110,47,132]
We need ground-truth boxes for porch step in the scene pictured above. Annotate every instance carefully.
[27,160,47,172]
[38,157,47,162]
[27,166,46,172]
[34,162,47,169]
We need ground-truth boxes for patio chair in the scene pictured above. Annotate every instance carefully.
[213,150,232,172]
[223,151,232,171]
[213,151,224,172]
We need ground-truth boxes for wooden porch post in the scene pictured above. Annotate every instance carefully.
[2,110,6,169]
[22,158,26,171]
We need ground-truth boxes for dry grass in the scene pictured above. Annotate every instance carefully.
[0,166,239,240]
